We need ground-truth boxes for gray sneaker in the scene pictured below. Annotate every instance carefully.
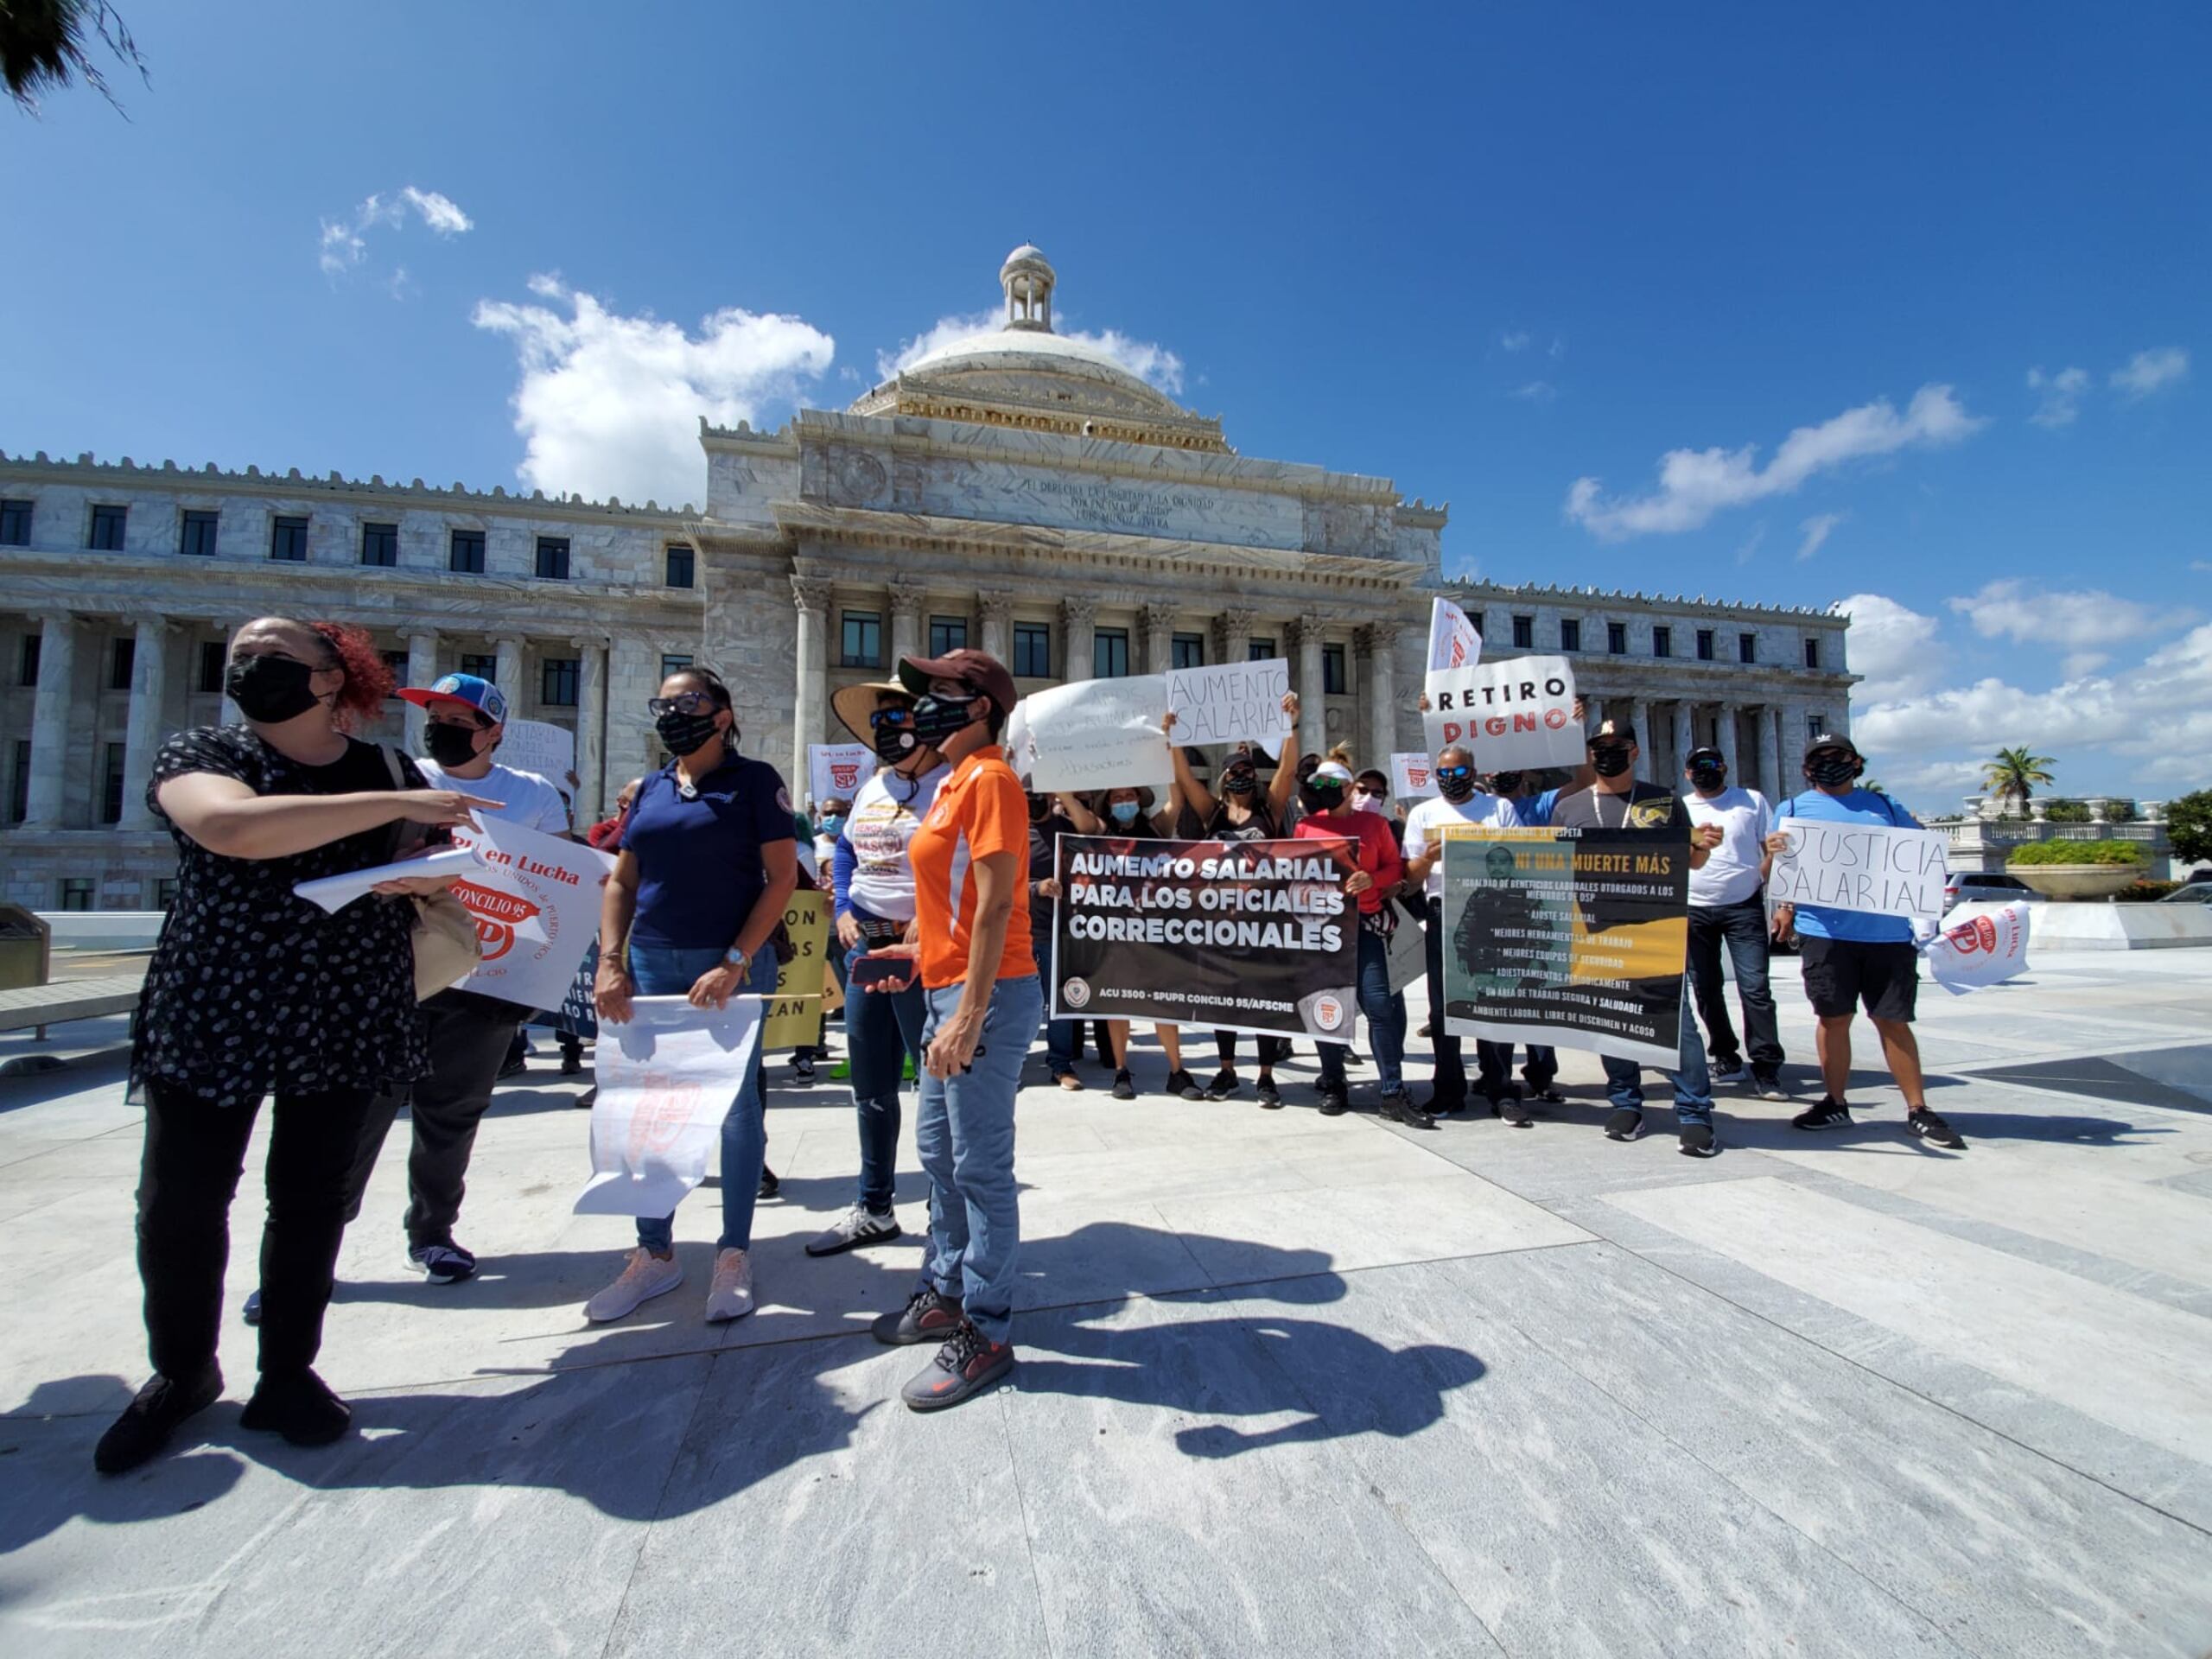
[804,1205,902,1257]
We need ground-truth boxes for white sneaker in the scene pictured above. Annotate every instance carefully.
[583,1248,683,1323]
[804,1205,902,1257]
[704,1248,755,1323]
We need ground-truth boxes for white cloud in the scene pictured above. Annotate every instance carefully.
[2026,365,2089,429]
[874,310,1186,396]
[1836,591,1943,700]
[2061,652,2109,681]
[1563,385,1984,540]
[2192,559,2212,574]
[398,186,473,236]
[1796,512,1844,562]
[471,275,835,510]
[1947,578,2184,649]
[2111,346,2190,400]
[318,186,474,279]
[1509,380,1557,403]
[1733,522,1766,566]
[1500,329,1533,353]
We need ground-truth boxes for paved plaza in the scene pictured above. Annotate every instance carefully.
[3,950,2211,1656]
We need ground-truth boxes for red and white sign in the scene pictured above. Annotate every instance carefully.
[1391,752,1438,799]
[1925,901,2031,995]
[808,742,873,807]
[1427,597,1482,674]
[1421,654,1582,772]
[444,817,617,1010]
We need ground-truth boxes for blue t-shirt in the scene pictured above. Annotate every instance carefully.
[623,754,796,950]
[1521,788,1560,828]
[1779,788,1920,943]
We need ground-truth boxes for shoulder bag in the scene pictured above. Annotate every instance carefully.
[378,746,485,1000]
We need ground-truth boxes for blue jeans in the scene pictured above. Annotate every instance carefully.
[627,943,779,1253]
[846,934,927,1213]
[1046,1018,1083,1077]
[1319,927,1407,1093]
[913,974,1043,1346]
[1599,980,1713,1126]
[1688,898,1784,1075]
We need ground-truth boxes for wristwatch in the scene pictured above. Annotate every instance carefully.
[723,945,749,975]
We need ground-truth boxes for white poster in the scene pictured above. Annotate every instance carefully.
[575,995,765,1217]
[446,816,619,1010]
[1020,674,1173,792]
[502,719,575,796]
[808,742,873,806]
[1165,658,1293,750]
[1427,596,1482,674]
[1769,818,1949,924]
[1924,901,2031,995]
[1422,655,1581,772]
[1004,698,1036,784]
[1391,752,1438,800]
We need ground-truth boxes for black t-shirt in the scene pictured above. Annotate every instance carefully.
[1549,780,1688,833]
[1028,811,1076,952]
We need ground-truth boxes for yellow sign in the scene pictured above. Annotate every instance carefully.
[760,889,831,1051]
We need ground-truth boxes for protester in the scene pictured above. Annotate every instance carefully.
[812,798,849,878]
[1292,756,1418,1123]
[1058,784,1200,1100]
[1028,789,1087,1090]
[1681,746,1788,1099]
[94,617,493,1475]
[1549,719,1722,1154]
[1475,766,1563,1103]
[1353,767,1395,831]
[1765,736,1964,1147]
[863,648,1040,1413]
[587,666,798,1324]
[806,680,948,1257]
[1402,745,1524,1119]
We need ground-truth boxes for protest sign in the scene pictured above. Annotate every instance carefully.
[1440,823,1688,1067]
[1004,698,1036,783]
[1051,834,1358,1039]
[295,848,477,913]
[1020,675,1173,792]
[761,888,832,1050]
[446,816,618,1011]
[1386,912,1427,991]
[1427,596,1482,673]
[1422,655,1581,772]
[575,995,765,1217]
[1165,658,1292,751]
[809,742,873,807]
[1924,901,2031,995]
[1391,752,1438,800]
[503,719,575,796]
[1769,818,1948,924]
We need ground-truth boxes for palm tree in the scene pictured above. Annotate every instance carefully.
[3,1,148,117]
[1980,747,2056,817]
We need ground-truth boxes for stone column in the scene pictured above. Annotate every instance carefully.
[1714,702,1738,779]
[571,634,607,823]
[979,589,1014,663]
[889,578,925,666]
[1140,601,1179,677]
[1291,613,1327,754]
[1670,702,1693,780]
[791,575,833,800]
[606,633,657,793]
[1211,606,1255,666]
[1061,595,1097,683]
[1630,699,1651,779]
[493,635,526,709]
[117,615,172,832]
[22,612,78,829]
[403,628,439,751]
[1765,705,1786,796]
[1359,622,1396,767]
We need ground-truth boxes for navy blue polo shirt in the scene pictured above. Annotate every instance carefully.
[623,754,796,950]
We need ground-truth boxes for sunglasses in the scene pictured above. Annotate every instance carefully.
[1306,778,1346,792]
[868,708,914,729]
[648,691,716,717]
[1354,785,1387,798]
[1436,766,1473,782]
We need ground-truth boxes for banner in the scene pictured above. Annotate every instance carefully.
[1769,818,1948,923]
[760,888,832,1049]
[1391,752,1438,800]
[1427,596,1482,673]
[1165,658,1292,751]
[1051,834,1358,1039]
[447,816,618,1011]
[1422,655,1582,772]
[575,995,765,1217]
[503,719,575,797]
[1924,901,2031,995]
[1440,824,1688,1067]
[808,742,873,806]
[1019,675,1173,792]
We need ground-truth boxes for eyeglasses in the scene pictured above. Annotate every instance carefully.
[868,708,914,729]
[648,691,715,717]
[1435,766,1473,782]
[1306,778,1346,792]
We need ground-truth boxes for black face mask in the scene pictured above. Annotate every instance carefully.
[1437,770,1477,804]
[1590,747,1634,779]
[874,721,918,765]
[1807,753,1860,789]
[1298,784,1345,816]
[1689,765,1726,792]
[1027,794,1052,823]
[656,708,725,757]
[910,691,980,747]
[424,721,485,768]
[1221,766,1258,796]
[226,654,325,724]
[1489,772,1524,798]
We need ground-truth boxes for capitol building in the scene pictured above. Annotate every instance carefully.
[0,247,1854,911]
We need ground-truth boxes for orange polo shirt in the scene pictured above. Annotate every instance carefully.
[909,746,1037,989]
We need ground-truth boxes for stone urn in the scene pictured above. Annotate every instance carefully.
[2009,861,2143,900]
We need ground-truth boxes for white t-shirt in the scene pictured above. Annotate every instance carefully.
[1683,785,1773,907]
[844,763,950,921]
[419,758,572,836]
[1402,791,1522,899]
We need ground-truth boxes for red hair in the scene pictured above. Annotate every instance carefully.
[309,620,395,728]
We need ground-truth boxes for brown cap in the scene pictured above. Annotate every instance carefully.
[1589,717,1637,744]
[830,678,911,745]
[896,648,1018,715]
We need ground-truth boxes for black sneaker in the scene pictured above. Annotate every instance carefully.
[1498,1096,1533,1128]
[1167,1068,1204,1101]
[1604,1107,1647,1142]
[757,1166,781,1200]
[409,1240,478,1284]
[238,1367,351,1446]
[1110,1069,1136,1100]
[1908,1107,1965,1148]
[93,1363,223,1474]
[1379,1089,1436,1130]
[1752,1072,1788,1102]
[1423,1083,1467,1116]
[497,1053,528,1080]
[791,1052,817,1084]
[1793,1098,1853,1132]
[1679,1122,1718,1158]
[1318,1085,1349,1116]
[1711,1059,1747,1086]
[901,1319,1016,1413]
[1203,1068,1241,1100]
[872,1285,965,1346]
[1255,1076,1283,1110]
[574,1085,597,1109]
[1522,1067,1564,1104]
[242,1287,263,1325]
[559,1050,584,1077]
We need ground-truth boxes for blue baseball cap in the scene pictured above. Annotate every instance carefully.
[398,671,508,725]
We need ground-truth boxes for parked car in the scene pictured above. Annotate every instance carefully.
[1942,872,2044,913]
[2155,881,2212,906]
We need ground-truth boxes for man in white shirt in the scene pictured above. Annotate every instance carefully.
[1681,746,1786,1098]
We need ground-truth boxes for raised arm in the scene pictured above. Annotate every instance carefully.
[1267,690,1302,819]
[1058,791,1103,835]
[1169,728,1217,826]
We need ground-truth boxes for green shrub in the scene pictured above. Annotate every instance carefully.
[2105,798,2139,823]
[2007,839,2145,868]
[2171,791,2212,866]
[2044,798,2092,823]
[2124,880,2182,899]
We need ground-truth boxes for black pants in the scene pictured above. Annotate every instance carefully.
[1686,897,1784,1073]
[1424,896,1556,1101]
[341,992,521,1247]
[1215,1030,1289,1071]
[137,1078,375,1380]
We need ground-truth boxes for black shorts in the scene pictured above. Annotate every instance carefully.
[1799,936,1918,1023]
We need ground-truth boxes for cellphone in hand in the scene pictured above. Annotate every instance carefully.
[852,955,912,989]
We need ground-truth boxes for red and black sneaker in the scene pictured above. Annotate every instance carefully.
[900,1319,1015,1413]
[871,1284,965,1346]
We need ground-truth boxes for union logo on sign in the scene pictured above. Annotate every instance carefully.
[1945,914,1998,954]
[1061,976,1092,1008]
[452,879,541,965]
[830,761,863,791]
[1312,994,1346,1033]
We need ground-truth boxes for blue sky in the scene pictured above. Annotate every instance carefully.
[3,2,2206,800]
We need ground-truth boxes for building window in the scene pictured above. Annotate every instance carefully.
[269,515,308,562]
[60,877,96,912]
[1466,611,1485,641]
[1511,614,1534,650]
[664,544,695,588]
[542,658,580,708]
[89,504,127,550]
[18,633,40,687]
[1323,643,1347,695]
[1652,626,1673,658]
[1171,632,1205,671]
[110,637,135,692]
[1738,632,1757,664]
[929,614,969,656]
[1607,622,1627,655]
[360,522,398,567]
[7,741,28,823]
[1094,627,1131,679]
[1808,713,1827,743]
[460,652,498,681]
[179,509,218,557]
[1803,636,1821,669]
[1560,619,1581,652]
[449,529,486,574]
[99,741,127,823]
[1013,621,1051,679]
[380,650,408,687]
[659,653,693,681]
[0,499,30,546]
[840,610,882,669]
[1695,628,1715,662]
[198,639,226,693]
[534,537,570,580]
[1249,636,1277,662]
[156,878,180,910]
